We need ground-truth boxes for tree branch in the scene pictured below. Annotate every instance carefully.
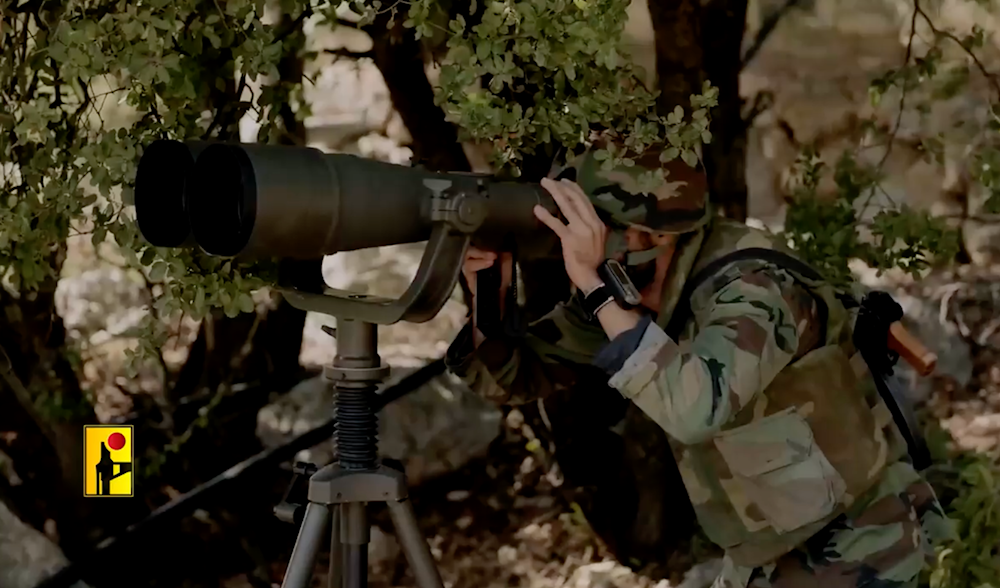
[364,11,470,172]
[324,48,375,60]
[914,1,1000,99]
[11,0,47,13]
[740,89,774,130]
[334,17,362,29]
[740,0,804,70]
[273,6,312,43]
[862,1,920,215]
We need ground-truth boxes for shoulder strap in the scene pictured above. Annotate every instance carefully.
[664,247,828,340]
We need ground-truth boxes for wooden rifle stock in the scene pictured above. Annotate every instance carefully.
[887,322,937,377]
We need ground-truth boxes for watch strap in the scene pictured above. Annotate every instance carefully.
[581,283,615,319]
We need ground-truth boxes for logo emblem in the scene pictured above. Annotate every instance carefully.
[83,425,134,497]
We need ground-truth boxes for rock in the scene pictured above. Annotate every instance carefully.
[0,500,90,588]
[256,368,502,487]
[961,182,1000,266]
[565,560,636,588]
[55,267,147,340]
[676,558,724,588]
[368,525,400,566]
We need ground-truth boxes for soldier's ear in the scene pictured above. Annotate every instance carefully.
[651,232,676,246]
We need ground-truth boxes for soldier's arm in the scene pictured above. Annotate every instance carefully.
[445,299,607,405]
[595,264,822,445]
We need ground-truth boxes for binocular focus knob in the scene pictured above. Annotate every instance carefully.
[456,197,487,228]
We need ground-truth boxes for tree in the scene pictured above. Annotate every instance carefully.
[3,0,998,584]
[0,0,316,565]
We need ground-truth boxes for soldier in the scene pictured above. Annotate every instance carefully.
[445,140,953,587]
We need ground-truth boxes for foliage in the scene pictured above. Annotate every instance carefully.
[780,149,961,287]
[0,0,296,386]
[779,2,1000,285]
[921,422,1000,588]
[404,0,717,180]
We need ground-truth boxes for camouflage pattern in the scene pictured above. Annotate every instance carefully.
[713,461,955,588]
[611,220,923,569]
[551,140,712,236]
[446,215,953,586]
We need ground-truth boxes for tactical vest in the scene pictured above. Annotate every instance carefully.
[658,218,911,569]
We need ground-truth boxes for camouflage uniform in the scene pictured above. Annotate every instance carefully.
[446,145,954,587]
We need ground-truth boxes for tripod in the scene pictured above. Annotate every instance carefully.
[270,176,513,588]
[275,318,445,588]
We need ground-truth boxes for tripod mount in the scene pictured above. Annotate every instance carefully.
[272,178,490,588]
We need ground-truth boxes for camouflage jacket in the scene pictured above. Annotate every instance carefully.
[446,217,952,581]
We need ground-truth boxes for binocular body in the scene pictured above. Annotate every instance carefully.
[134,139,561,261]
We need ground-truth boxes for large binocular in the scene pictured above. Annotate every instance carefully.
[133,139,560,260]
[132,139,561,323]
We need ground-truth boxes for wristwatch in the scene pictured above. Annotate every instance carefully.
[580,259,642,320]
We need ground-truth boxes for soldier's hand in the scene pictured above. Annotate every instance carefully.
[462,246,513,298]
[534,177,607,293]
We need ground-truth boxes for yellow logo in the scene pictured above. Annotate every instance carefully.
[83,425,134,497]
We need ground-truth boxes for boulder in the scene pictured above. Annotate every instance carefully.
[0,499,90,588]
[257,367,502,487]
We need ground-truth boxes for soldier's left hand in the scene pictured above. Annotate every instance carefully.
[534,177,607,292]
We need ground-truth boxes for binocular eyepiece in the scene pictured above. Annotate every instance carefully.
[133,139,559,261]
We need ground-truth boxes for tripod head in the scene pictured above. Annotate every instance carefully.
[274,178,478,324]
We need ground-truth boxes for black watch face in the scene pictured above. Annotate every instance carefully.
[605,259,642,306]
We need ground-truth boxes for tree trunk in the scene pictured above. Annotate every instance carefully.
[703,0,750,221]
[648,0,705,112]
[366,13,471,174]
[0,254,137,561]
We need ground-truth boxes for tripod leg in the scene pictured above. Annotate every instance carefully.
[281,503,331,588]
[328,504,342,588]
[340,502,370,588]
[387,498,444,588]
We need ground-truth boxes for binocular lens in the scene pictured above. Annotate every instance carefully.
[188,144,257,258]
[134,139,200,248]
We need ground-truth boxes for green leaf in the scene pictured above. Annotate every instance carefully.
[476,40,491,62]
[194,286,206,314]
[237,293,254,314]
[149,261,167,282]
[681,149,698,168]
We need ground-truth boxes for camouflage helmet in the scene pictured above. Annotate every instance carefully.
[549,138,712,236]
